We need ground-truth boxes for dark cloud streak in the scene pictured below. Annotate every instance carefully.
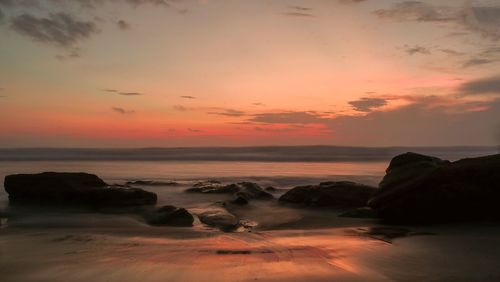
[10,12,97,47]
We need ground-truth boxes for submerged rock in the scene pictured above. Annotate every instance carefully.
[144,205,194,226]
[186,181,273,201]
[369,153,500,223]
[197,208,240,232]
[279,181,376,209]
[4,172,157,207]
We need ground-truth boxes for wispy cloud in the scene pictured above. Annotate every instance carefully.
[283,5,314,18]
[103,89,143,96]
[173,105,188,111]
[180,95,196,99]
[348,97,388,112]
[118,92,142,96]
[10,12,97,48]
[207,109,245,117]
[117,19,130,30]
[403,45,431,55]
[112,107,135,114]
[249,111,327,125]
[373,2,500,40]
[187,128,202,132]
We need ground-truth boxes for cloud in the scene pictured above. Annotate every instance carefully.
[462,58,496,68]
[173,105,188,111]
[103,89,142,96]
[373,2,500,40]
[10,12,97,48]
[207,109,245,117]
[462,46,500,68]
[327,98,500,146]
[118,92,142,96]
[252,102,265,106]
[439,48,464,56]
[112,107,135,114]
[283,5,314,18]
[348,97,388,112]
[188,128,202,132]
[116,19,130,30]
[180,95,196,99]
[403,45,431,55]
[288,5,312,11]
[249,111,326,124]
[459,75,500,95]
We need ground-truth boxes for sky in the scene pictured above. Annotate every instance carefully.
[0,0,499,147]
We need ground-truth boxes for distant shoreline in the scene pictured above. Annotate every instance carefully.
[0,146,497,162]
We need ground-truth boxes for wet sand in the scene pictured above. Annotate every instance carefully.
[3,211,500,282]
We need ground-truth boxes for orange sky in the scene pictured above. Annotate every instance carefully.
[0,0,499,147]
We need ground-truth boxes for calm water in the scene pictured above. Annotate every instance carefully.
[0,160,386,211]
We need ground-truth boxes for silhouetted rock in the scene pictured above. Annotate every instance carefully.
[231,195,249,205]
[4,172,157,207]
[265,186,277,192]
[369,153,500,223]
[186,181,273,201]
[144,205,194,226]
[279,181,376,209]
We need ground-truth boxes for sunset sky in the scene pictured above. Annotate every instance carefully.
[0,0,499,147]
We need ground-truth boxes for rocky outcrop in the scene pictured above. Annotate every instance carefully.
[144,205,194,226]
[279,181,376,209]
[4,172,157,207]
[186,181,273,202]
[368,153,500,223]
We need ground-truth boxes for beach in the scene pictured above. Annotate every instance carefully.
[2,157,500,281]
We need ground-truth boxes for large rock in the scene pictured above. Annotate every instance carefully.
[144,205,194,226]
[279,181,376,208]
[196,207,240,232]
[186,181,273,201]
[368,153,500,223]
[4,172,157,207]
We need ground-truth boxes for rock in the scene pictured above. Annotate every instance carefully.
[126,180,179,186]
[279,181,376,209]
[368,153,500,223]
[231,195,249,205]
[186,181,273,201]
[339,207,378,218]
[265,186,277,192]
[197,208,240,232]
[185,180,226,193]
[4,172,157,207]
[144,205,194,226]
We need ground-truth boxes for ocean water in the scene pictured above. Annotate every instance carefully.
[2,149,500,281]
[0,160,386,223]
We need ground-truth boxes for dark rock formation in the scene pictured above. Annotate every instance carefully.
[144,205,194,226]
[4,172,157,207]
[186,181,273,201]
[279,181,376,209]
[368,153,500,223]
